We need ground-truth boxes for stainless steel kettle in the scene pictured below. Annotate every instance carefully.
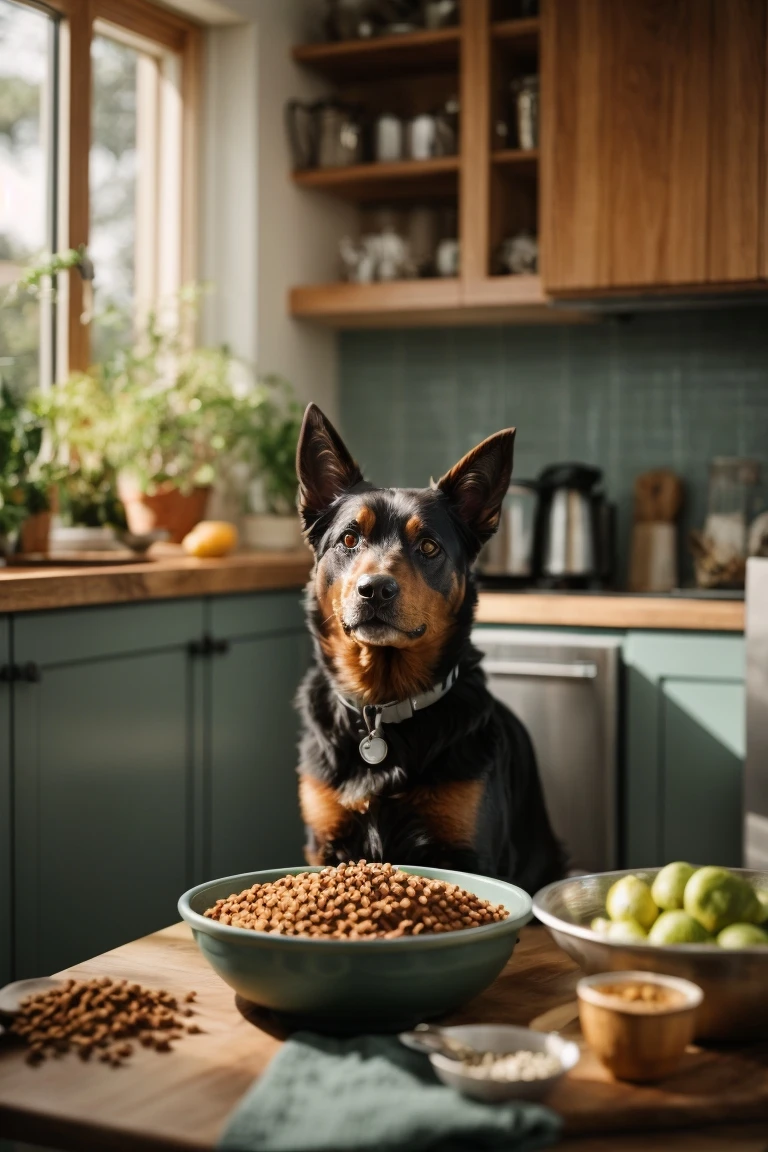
[477,481,539,578]
[534,463,613,587]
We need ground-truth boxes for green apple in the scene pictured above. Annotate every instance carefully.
[684,866,762,934]
[606,918,648,944]
[651,862,695,911]
[717,922,768,949]
[648,910,712,945]
[606,875,658,931]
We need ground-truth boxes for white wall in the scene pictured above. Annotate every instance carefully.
[200,0,353,419]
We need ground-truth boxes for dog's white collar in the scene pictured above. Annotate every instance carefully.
[338,666,459,765]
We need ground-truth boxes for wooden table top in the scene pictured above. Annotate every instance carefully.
[0,925,765,1152]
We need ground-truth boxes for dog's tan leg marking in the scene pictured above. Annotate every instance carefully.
[299,775,353,845]
[405,779,485,846]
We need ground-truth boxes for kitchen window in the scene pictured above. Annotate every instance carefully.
[0,0,58,392]
[0,0,200,385]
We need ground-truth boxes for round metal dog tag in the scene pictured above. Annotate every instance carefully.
[359,734,388,765]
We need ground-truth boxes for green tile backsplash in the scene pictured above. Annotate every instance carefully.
[339,308,768,586]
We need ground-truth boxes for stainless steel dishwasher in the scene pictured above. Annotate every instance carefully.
[473,627,621,874]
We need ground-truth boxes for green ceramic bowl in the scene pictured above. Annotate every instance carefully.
[179,866,532,1033]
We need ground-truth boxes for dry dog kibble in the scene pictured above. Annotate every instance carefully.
[10,978,201,1067]
[203,861,509,939]
[461,1050,562,1082]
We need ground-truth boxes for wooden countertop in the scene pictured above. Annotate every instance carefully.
[476,591,745,632]
[0,552,745,631]
[0,549,313,613]
[0,924,766,1151]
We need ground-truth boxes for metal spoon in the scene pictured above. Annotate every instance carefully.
[399,1022,488,1065]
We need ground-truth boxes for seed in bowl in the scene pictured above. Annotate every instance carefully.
[596,981,687,1012]
[461,1050,562,1082]
[202,861,509,939]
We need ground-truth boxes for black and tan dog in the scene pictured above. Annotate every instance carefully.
[295,404,565,894]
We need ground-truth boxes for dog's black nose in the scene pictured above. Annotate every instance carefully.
[357,573,399,603]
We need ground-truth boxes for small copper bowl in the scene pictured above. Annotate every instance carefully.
[577,971,703,1082]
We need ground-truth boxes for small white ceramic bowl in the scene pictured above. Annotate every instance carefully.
[415,1024,580,1102]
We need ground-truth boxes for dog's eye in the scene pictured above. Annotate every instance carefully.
[419,538,440,557]
[339,529,360,550]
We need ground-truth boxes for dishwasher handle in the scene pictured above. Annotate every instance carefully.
[483,658,598,681]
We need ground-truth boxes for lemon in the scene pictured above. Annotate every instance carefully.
[590,916,611,935]
[683,866,762,935]
[651,862,695,912]
[717,923,768,949]
[606,875,658,931]
[606,919,648,944]
[648,910,712,945]
[182,520,238,558]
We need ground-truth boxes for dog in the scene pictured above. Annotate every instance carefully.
[295,404,566,894]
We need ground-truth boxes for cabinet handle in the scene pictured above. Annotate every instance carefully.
[483,659,598,680]
[188,635,229,657]
[17,662,42,684]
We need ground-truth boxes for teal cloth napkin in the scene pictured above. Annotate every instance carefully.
[218,1033,562,1152]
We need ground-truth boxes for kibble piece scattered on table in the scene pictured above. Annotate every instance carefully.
[203,861,509,939]
[10,977,200,1067]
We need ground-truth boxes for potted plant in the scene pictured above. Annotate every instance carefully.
[95,297,246,543]
[237,375,304,551]
[32,370,128,549]
[0,382,56,556]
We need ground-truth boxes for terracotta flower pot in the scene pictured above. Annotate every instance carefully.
[19,511,52,555]
[121,483,211,544]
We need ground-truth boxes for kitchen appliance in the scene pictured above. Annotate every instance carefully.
[534,463,613,588]
[284,100,362,170]
[475,629,621,873]
[477,481,538,579]
[745,556,768,870]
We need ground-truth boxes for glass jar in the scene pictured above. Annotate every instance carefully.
[693,458,761,588]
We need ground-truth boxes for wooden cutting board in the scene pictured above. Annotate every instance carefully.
[1,924,767,1150]
[528,1003,768,1134]
[448,937,768,1136]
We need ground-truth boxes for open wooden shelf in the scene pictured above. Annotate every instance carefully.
[290,279,461,326]
[492,147,539,168]
[292,156,459,201]
[292,27,461,81]
[288,275,591,328]
[491,17,540,42]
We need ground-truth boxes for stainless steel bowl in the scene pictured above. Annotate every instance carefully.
[533,867,768,1040]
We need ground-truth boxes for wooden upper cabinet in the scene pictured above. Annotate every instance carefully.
[541,0,767,294]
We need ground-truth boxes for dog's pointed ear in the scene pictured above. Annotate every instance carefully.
[436,428,515,555]
[296,404,365,535]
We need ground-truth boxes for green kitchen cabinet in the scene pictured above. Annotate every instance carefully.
[206,593,308,879]
[12,600,205,978]
[8,590,310,981]
[624,632,746,869]
[1,617,11,986]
